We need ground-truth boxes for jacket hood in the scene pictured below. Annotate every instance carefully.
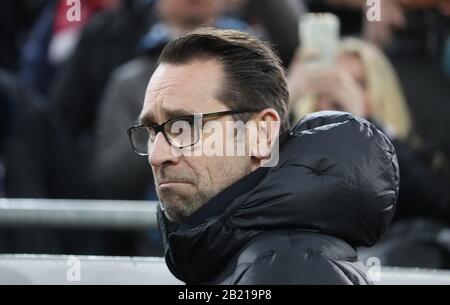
[158,111,399,283]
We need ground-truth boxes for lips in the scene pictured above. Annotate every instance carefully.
[156,171,193,186]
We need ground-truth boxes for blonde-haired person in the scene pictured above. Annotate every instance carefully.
[290,37,412,140]
[288,38,450,268]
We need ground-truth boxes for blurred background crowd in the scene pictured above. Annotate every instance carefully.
[0,0,450,269]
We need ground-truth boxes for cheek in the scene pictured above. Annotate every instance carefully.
[216,157,251,181]
[183,157,208,185]
[187,156,226,187]
[184,156,251,193]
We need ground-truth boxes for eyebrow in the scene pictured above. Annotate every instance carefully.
[138,108,197,125]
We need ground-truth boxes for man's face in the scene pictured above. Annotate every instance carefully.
[140,59,253,223]
[158,0,223,30]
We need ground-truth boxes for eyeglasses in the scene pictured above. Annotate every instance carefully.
[127,109,259,156]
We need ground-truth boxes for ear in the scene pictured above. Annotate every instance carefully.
[248,109,281,162]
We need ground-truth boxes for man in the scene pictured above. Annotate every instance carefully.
[91,0,301,200]
[90,0,249,200]
[128,28,399,284]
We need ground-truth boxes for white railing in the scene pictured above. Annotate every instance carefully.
[1,198,450,284]
[0,254,449,285]
[0,198,158,229]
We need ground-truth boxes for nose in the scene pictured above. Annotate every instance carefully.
[148,131,181,167]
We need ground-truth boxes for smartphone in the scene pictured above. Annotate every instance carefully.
[299,13,340,66]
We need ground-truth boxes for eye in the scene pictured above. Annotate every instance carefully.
[129,126,157,155]
[165,118,198,148]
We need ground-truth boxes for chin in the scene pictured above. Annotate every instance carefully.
[161,202,191,223]
[158,189,192,208]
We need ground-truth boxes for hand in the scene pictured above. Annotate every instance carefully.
[287,49,317,105]
[363,0,450,46]
[288,54,367,118]
[438,0,450,15]
[397,0,445,9]
[363,0,407,48]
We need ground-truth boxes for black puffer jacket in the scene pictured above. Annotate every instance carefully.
[157,111,399,285]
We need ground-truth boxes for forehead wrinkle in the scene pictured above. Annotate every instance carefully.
[141,59,226,124]
[141,83,178,124]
